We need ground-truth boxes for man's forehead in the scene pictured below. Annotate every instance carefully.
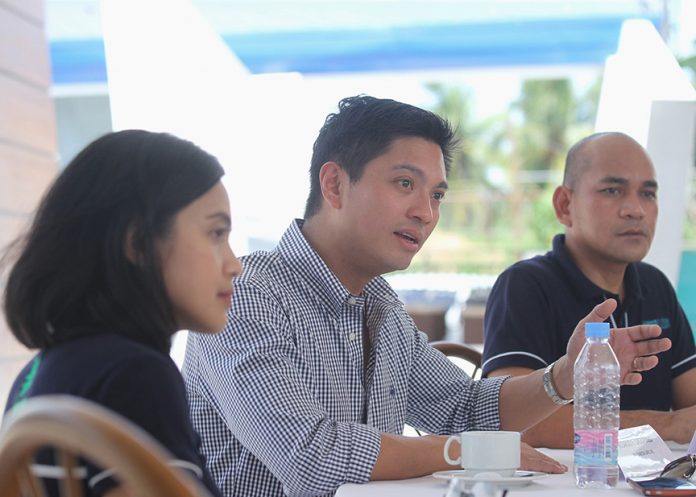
[588,156,655,176]
[582,164,657,185]
[596,175,658,187]
[584,141,655,179]
[376,137,446,170]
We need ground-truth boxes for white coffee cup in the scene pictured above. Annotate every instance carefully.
[443,431,521,477]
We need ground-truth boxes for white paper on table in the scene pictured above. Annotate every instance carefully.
[618,425,675,478]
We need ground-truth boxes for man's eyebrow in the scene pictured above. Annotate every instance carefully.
[599,176,658,189]
[207,212,231,226]
[599,176,629,185]
[393,164,449,190]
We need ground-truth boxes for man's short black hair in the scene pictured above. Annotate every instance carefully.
[304,95,456,218]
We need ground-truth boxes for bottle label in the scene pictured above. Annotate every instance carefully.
[574,430,618,466]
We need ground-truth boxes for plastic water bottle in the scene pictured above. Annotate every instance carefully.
[573,321,620,488]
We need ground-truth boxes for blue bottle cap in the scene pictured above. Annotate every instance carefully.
[585,321,610,338]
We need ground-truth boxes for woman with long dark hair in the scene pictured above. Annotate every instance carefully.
[2,130,241,496]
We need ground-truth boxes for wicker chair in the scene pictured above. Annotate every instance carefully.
[0,395,213,497]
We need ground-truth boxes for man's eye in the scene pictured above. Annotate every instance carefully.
[433,191,445,201]
[602,187,620,195]
[211,229,229,239]
[642,191,657,199]
[399,179,412,189]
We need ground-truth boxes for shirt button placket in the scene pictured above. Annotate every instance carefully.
[344,296,363,403]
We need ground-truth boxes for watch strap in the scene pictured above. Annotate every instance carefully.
[543,361,573,405]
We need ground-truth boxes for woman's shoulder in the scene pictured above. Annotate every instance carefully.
[52,333,168,360]
[5,333,180,413]
[43,333,181,390]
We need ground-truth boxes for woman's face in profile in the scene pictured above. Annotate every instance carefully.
[157,181,242,333]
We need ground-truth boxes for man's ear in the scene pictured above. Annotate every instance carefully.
[319,161,345,210]
[552,185,573,228]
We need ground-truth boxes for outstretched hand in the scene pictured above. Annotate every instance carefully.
[566,299,671,386]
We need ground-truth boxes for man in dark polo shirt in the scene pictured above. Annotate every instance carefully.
[482,131,696,448]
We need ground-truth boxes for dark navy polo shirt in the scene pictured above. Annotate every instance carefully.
[5,333,222,497]
[482,234,696,411]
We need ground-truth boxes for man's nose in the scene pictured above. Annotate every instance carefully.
[619,194,646,219]
[408,191,434,224]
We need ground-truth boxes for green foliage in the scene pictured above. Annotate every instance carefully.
[411,48,696,275]
[513,80,572,180]
[425,82,491,186]
[425,83,507,234]
[530,187,561,248]
[679,54,696,86]
[416,76,602,274]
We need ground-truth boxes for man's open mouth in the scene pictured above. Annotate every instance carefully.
[395,231,418,244]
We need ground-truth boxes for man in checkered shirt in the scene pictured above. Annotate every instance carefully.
[182,95,670,497]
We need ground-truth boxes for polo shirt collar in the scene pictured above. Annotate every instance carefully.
[551,234,644,304]
[275,219,402,318]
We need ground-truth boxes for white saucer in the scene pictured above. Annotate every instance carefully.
[432,470,548,487]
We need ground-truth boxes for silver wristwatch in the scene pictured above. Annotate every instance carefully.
[543,361,573,405]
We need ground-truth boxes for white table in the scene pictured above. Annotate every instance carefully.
[335,448,674,496]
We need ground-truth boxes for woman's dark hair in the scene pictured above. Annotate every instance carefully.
[2,130,224,353]
[304,95,456,218]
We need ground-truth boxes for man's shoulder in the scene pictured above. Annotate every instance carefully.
[633,260,671,281]
[235,249,313,307]
[499,252,560,282]
[630,261,679,296]
[238,250,287,283]
[488,252,573,308]
[628,262,685,320]
[240,249,274,267]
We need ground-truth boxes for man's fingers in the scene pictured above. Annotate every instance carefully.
[583,299,617,326]
[622,356,659,384]
[519,444,567,474]
[624,324,664,341]
[633,355,659,372]
[520,456,566,474]
[622,372,643,386]
[620,355,660,385]
[631,336,671,357]
[611,325,670,386]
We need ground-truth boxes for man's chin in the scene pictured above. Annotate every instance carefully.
[383,258,415,275]
[611,248,650,265]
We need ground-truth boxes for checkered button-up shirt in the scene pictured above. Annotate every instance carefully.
[182,220,506,497]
